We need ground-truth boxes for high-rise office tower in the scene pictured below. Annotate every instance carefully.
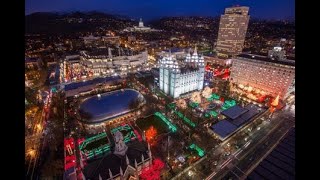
[216,6,250,57]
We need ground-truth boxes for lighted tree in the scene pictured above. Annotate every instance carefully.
[145,126,157,144]
[202,86,212,99]
[190,91,201,104]
[269,106,275,113]
[176,98,187,109]
[271,94,280,107]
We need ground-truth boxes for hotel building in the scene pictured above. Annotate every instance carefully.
[230,49,295,99]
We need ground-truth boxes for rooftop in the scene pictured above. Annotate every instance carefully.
[163,48,185,53]
[221,105,248,120]
[180,66,200,74]
[83,140,149,180]
[84,47,138,57]
[25,57,40,63]
[211,104,267,140]
[64,167,77,180]
[237,53,295,66]
[85,48,109,56]
[210,120,238,140]
[228,104,262,127]
[247,128,295,180]
[64,76,121,91]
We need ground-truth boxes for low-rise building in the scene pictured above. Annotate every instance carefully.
[80,47,148,76]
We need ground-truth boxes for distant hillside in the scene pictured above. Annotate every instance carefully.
[149,16,220,31]
[25,11,134,35]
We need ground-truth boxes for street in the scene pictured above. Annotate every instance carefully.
[175,102,295,180]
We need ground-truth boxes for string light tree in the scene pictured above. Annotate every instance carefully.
[269,93,280,119]
[145,126,157,145]
[202,86,213,99]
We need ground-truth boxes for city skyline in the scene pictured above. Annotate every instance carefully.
[25,1,295,179]
[26,0,295,21]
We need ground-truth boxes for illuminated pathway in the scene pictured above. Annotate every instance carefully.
[26,90,52,179]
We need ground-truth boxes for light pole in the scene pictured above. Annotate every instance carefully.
[167,135,170,160]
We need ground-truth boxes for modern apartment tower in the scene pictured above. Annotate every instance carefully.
[216,6,250,57]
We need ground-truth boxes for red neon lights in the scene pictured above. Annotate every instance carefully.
[140,158,165,180]
[145,126,157,144]
[134,129,142,142]
[64,138,76,170]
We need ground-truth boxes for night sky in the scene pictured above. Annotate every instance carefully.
[25,0,295,21]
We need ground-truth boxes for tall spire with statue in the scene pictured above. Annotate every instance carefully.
[113,130,128,156]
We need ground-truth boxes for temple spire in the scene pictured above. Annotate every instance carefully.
[141,154,145,164]
[109,169,113,179]
[194,45,198,55]
[120,166,123,176]
[148,143,152,161]
[149,150,152,163]
[126,155,130,165]
[108,47,112,58]
[142,131,146,141]
[134,159,138,168]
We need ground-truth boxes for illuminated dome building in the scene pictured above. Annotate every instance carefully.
[124,18,159,32]
[159,47,205,98]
